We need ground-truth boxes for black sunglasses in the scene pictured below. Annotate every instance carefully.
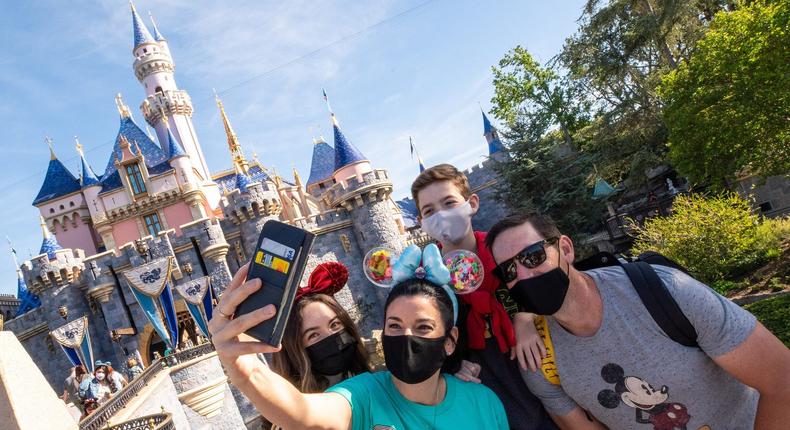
[493,237,559,283]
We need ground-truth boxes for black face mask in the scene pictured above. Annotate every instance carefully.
[509,262,570,316]
[306,331,358,376]
[382,334,447,384]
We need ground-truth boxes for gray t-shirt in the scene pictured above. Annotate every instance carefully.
[521,265,759,430]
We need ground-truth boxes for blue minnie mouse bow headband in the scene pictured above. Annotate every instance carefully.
[391,244,458,325]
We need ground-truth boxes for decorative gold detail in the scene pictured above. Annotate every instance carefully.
[340,234,351,253]
[214,90,249,174]
[115,93,132,118]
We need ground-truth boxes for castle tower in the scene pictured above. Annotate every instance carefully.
[481,109,507,158]
[8,241,40,316]
[322,92,404,253]
[33,138,98,255]
[130,3,220,209]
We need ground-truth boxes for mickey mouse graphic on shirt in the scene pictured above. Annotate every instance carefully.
[597,363,711,430]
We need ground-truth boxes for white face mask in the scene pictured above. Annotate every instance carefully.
[420,201,474,245]
[96,373,105,381]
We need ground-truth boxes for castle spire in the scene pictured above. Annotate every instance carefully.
[45,136,55,160]
[7,237,40,314]
[115,93,131,118]
[160,110,186,159]
[481,109,506,155]
[214,90,249,173]
[130,1,155,48]
[148,11,165,41]
[75,136,99,187]
[322,90,367,171]
[306,136,335,186]
[33,137,81,206]
[38,215,62,259]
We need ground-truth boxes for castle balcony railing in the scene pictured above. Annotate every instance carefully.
[141,90,194,124]
[80,359,165,430]
[79,342,217,430]
[105,413,174,430]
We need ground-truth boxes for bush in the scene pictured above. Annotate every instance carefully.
[631,193,783,286]
[744,295,790,348]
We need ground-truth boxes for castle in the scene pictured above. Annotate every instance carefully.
[2,2,509,413]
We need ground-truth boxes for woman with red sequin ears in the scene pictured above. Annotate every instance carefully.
[269,262,371,393]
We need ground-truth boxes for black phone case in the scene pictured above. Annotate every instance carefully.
[234,220,316,346]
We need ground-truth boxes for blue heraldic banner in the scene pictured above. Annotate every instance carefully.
[123,257,179,350]
[175,276,214,338]
[50,316,95,372]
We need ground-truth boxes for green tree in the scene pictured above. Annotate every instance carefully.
[560,0,735,185]
[490,48,603,238]
[659,0,790,187]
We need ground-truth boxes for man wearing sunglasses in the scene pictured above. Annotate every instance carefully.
[487,213,790,430]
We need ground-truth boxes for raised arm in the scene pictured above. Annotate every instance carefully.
[208,264,352,430]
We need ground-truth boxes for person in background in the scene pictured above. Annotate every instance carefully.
[79,364,114,406]
[270,262,371,393]
[126,357,144,380]
[62,365,90,411]
[105,361,128,392]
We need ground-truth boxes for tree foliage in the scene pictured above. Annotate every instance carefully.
[631,192,783,285]
[559,0,734,185]
[659,0,790,187]
[491,48,603,238]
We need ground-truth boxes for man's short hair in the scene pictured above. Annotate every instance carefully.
[485,213,562,251]
[410,164,471,210]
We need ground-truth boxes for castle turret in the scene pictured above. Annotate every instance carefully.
[321,92,404,253]
[131,3,220,210]
[148,12,171,61]
[482,109,506,158]
[8,240,40,316]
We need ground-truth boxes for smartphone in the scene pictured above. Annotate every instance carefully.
[234,220,316,346]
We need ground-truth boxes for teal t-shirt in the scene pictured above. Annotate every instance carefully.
[326,371,508,430]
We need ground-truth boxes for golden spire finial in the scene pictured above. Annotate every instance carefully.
[39,215,51,239]
[214,90,249,174]
[74,136,84,156]
[45,136,56,160]
[293,166,303,187]
[115,93,131,118]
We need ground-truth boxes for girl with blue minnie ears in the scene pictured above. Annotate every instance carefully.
[209,244,509,430]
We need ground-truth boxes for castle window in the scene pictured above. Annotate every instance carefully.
[59,204,64,210]
[125,163,147,195]
[155,86,163,94]
[69,201,75,207]
[143,212,162,236]
[49,208,54,214]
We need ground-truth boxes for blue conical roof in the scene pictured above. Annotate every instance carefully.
[149,14,165,41]
[80,152,100,187]
[482,110,506,155]
[482,110,495,135]
[39,235,62,260]
[307,137,335,185]
[33,157,81,205]
[103,116,167,178]
[332,116,366,171]
[131,3,155,48]
[15,273,40,316]
[165,127,186,159]
[235,172,251,193]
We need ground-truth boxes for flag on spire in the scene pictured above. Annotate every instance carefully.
[409,137,426,172]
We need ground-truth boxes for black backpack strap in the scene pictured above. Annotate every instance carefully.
[573,252,620,272]
[621,262,699,347]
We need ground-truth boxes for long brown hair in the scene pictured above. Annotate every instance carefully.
[270,294,370,392]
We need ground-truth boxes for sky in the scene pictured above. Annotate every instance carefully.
[0,0,585,295]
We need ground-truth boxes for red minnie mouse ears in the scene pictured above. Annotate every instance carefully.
[295,261,349,301]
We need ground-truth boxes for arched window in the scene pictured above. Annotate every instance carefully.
[125,163,147,195]
[69,201,75,207]
[155,86,163,94]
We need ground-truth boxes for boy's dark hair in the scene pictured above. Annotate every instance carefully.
[410,164,470,211]
[485,213,562,251]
